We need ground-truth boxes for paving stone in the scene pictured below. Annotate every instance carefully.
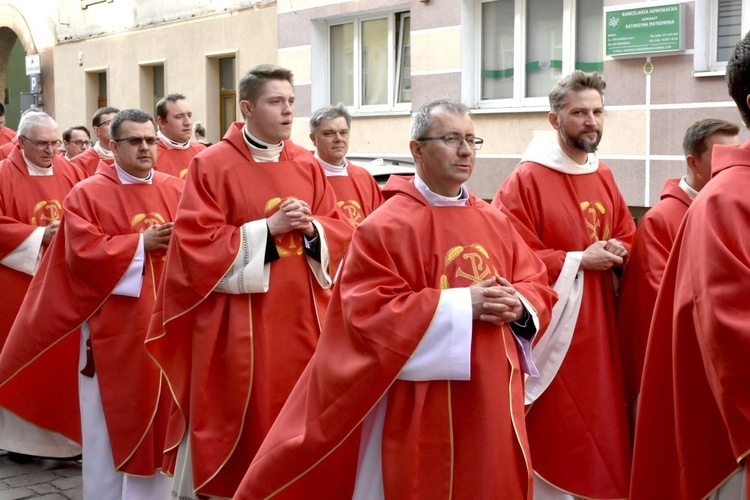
[4,472,60,488]
[0,488,38,500]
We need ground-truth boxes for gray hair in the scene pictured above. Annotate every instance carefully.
[411,99,471,140]
[110,109,156,139]
[238,64,294,104]
[17,110,55,137]
[548,71,606,114]
[310,103,351,134]
[682,118,740,157]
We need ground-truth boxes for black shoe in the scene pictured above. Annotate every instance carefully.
[8,452,35,464]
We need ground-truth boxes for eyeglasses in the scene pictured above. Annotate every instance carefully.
[113,136,159,147]
[97,119,113,128]
[22,136,62,150]
[418,135,484,150]
[69,140,91,148]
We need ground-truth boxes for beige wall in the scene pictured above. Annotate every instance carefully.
[53,6,278,145]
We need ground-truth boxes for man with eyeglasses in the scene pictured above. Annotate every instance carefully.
[493,71,635,500]
[0,110,86,353]
[72,106,119,176]
[62,125,92,160]
[309,103,383,227]
[0,108,182,499]
[235,99,557,499]
[154,93,206,180]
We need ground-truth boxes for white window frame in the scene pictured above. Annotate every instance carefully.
[322,10,411,115]
[468,0,602,110]
[694,0,750,75]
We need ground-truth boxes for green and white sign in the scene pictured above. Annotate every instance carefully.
[605,3,685,57]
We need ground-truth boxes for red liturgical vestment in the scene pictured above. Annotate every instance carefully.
[617,178,691,408]
[146,122,353,498]
[0,148,86,348]
[325,161,384,226]
[235,176,557,500]
[0,166,182,473]
[155,140,206,179]
[494,159,635,499]
[630,141,750,499]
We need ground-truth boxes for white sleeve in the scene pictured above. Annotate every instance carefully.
[398,288,472,382]
[510,292,541,376]
[111,234,145,297]
[214,219,271,294]
[0,227,45,276]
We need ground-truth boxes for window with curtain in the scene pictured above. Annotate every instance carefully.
[694,0,747,73]
[329,11,411,112]
[480,0,603,105]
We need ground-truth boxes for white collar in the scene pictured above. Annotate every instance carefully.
[521,130,599,174]
[414,173,468,207]
[94,141,114,158]
[316,154,348,177]
[242,125,284,162]
[158,130,191,150]
[22,151,53,176]
[679,176,699,200]
[115,162,153,184]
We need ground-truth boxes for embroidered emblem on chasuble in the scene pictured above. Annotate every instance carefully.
[30,199,62,226]
[337,199,364,227]
[132,212,168,260]
[579,200,610,242]
[179,168,188,180]
[440,243,499,290]
[265,197,304,257]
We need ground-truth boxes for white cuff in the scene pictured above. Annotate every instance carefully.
[214,219,270,294]
[111,234,144,297]
[305,220,332,290]
[0,227,45,276]
[399,288,472,381]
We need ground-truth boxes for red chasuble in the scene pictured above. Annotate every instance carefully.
[0,148,86,348]
[154,140,206,180]
[617,178,691,411]
[0,141,16,160]
[493,161,635,499]
[630,141,750,499]
[71,146,115,176]
[326,161,384,226]
[145,122,353,498]
[0,167,183,473]
[0,127,15,146]
[235,176,557,500]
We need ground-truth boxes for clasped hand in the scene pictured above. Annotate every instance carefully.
[267,198,315,237]
[143,223,174,251]
[581,239,627,271]
[470,276,524,326]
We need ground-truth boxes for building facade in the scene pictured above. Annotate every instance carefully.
[0,0,747,206]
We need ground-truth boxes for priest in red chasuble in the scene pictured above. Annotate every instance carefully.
[617,118,738,420]
[235,99,557,499]
[72,106,119,176]
[630,33,750,500]
[145,64,354,499]
[493,71,636,499]
[310,103,383,227]
[154,93,206,180]
[0,111,86,350]
[0,109,182,499]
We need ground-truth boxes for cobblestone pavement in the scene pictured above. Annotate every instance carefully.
[0,452,82,500]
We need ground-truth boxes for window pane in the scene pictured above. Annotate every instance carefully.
[717,0,741,62]
[481,0,515,100]
[362,18,388,105]
[331,23,354,106]
[576,0,604,72]
[220,57,236,91]
[526,0,563,98]
[396,14,411,103]
[153,65,164,107]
